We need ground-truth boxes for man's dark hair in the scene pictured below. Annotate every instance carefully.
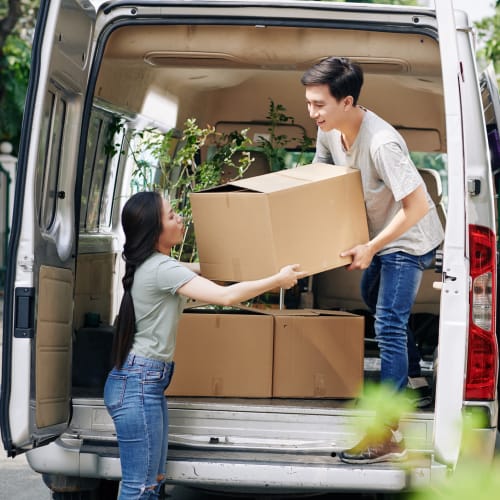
[301,57,364,105]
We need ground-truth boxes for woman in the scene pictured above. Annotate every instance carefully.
[104,191,305,499]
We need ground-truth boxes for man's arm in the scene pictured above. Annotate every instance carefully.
[340,184,429,270]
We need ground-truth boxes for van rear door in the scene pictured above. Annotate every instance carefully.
[434,3,500,466]
[0,0,97,456]
[432,0,469,467]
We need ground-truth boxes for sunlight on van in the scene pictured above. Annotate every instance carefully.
[141,88,179,129]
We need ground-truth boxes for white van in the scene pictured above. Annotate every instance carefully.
[1,0,500,497]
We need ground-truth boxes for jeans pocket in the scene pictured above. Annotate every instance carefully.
[420,248,436,270]
[104,373,127,411]
[144,367,166,384]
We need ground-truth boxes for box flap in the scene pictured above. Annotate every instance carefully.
[182,303,276,316]
[181,303,360,318]
[270,308,361,318]
[230,163,356,193]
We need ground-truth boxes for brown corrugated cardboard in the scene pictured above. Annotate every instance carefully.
[167,306,364,399]
[166,307,274,397]
[190,163,368,281]
[272,310,364,398]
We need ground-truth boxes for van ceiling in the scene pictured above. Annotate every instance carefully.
[96,24,445,151]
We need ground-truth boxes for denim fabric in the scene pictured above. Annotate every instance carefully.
[361,249,435,391]
[104,353,174,499]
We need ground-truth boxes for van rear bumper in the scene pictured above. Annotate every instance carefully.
[26,437,448,494]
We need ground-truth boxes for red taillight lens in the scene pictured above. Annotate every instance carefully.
[466,225,498,400]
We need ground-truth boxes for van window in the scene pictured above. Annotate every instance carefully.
[80,110,123,233]
[410,152,448,208]
[36,90,66,231]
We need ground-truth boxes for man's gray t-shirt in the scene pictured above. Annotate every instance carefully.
[314,109,444,255]
[131,252,196,362]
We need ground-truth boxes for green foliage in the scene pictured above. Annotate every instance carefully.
[0,34,30,148]
[411,411,500,500]
[129,119,253,260]
[127,100,312,260]
[475,5,500,73]
[255,99,315,171]
[348,381,416,434]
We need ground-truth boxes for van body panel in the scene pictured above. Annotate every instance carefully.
[1,0,97,456]
[1,0,498,495]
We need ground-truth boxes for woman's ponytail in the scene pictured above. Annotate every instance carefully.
[111,262,137,368]
[110,191,163,368]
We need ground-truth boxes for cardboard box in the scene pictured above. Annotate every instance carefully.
[190,163,368,281]
[272,310,364,398]
[167,306,364,399]
[166,307,274,397]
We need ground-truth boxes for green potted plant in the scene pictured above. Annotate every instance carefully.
[129,118,253,261]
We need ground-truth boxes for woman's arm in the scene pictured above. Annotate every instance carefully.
[181,262,201,274]
[177,264,307,306]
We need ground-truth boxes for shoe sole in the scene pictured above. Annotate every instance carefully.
[339,450,408,465]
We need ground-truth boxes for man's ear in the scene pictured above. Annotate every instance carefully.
[344,95,355,110]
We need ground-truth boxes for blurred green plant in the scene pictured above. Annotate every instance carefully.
[348,381,416,436]
[411,410,500,500]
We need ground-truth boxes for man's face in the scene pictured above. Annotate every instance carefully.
[305,83,348,131]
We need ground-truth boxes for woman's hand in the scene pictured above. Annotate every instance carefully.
[276,264,308,289]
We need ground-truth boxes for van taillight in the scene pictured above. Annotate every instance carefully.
[466,225,498,400]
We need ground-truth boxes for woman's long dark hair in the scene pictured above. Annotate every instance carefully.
[111,191,164,368]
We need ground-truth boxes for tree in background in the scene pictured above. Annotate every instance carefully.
[0,0,38,152]
[475,1,500,75]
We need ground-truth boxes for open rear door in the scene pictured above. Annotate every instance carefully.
[433,2,500,467]
[432,0,468,467]
[0,0,97,456]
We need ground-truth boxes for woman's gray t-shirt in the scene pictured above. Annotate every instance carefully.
[131,252,196,362]
[314,109,444,255]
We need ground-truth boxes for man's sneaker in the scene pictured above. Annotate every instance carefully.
[406,376,433,409]
[338,427,408,464]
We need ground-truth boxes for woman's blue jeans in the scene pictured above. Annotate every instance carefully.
[361,249,435,392]
[104,353,174,499]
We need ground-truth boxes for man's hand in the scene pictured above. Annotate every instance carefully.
[340,243,376,271]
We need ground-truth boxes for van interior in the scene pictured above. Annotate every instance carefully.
[48,20,448,414]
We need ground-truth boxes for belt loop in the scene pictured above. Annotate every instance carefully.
[128,353,135,366]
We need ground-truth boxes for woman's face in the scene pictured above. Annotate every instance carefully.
[156,198,185,254]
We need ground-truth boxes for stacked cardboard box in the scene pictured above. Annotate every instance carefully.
[166,306,364,399]
[168,164,367,398]
[190,163,369,281]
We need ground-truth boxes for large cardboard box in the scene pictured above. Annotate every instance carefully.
[190,163,368,281]
[272,310,364,398]
[167,306,364,399]
[166,307,274,397]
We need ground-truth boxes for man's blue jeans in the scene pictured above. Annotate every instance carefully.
[361,249,435,392]
[104,353,174,499]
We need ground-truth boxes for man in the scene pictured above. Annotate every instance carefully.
[301,57,444,464]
